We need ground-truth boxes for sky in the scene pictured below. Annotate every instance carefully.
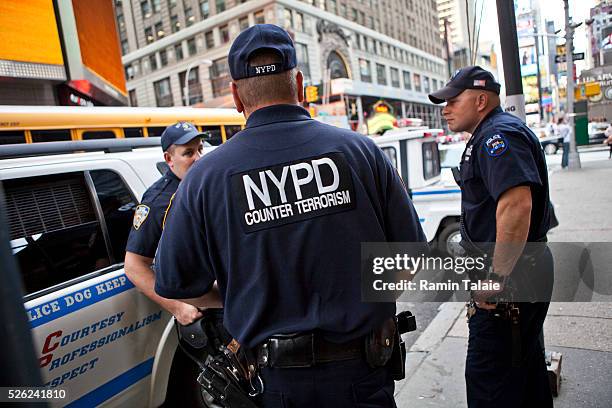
[477,0,596,75]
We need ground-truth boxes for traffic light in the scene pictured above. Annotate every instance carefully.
[305,86,318,102]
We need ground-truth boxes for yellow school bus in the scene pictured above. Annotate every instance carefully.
[0,106,245,146]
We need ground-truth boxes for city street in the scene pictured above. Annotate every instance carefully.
[395,147,612,407]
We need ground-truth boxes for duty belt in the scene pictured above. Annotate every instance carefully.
[255,332,363,368]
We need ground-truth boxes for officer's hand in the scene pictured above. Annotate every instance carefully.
[472,279,504,310]
[171,301,203,325]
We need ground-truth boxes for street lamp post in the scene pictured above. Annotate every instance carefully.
[564,0,581,169]
[184,59,212,106]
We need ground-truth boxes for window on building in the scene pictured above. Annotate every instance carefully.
[328,0,337,14]
[200,0,209,18]
[283,8,292,29]
[205,31,214,48]
[294,12,303,31]
[145,26,154,44]
[254,10,264,24]
[239,16,249,30]
[129,89,138,106]
[368,16,374,28]
[402,70,412,90]
[152,0,161,12]
[121,39,129,55]
[367,38,374,53]
[185,7,195,26]
[149,54,158,71]
[413,73,422,92]
[171,15,180,32]
[210,58,231,97]
[390,67,400,88]
[155,22,165,39]
[422,76,430,94]
[174,43,184,61]
[141,0,151,17]
[376,63,387,85]
[188,37,197,55]
[154,77,173,106]
[216,0,225,13]
[220,25,229,43]
[359,58,371,83]
[295,43,311,83]
[179,68,203,105]
[316,0,325,9]
[159,49,168,67]
[431,78,437,91]
[339,3,346,17]
[168,0,177,8]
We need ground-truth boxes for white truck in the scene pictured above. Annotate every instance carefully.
[370,128,462,256]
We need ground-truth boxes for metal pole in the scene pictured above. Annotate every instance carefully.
[564,0,581,169]
[184,61,196,106]
[496,0,526,121]
[534,23,544,122]
[444,18,453,77]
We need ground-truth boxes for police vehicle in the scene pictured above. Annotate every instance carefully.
[370,128,462,256]
[0,139,216,407]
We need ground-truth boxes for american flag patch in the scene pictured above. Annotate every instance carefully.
[473,79,486,86]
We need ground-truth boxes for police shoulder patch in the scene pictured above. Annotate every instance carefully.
[483,134,508,157]
[133,205,150,230]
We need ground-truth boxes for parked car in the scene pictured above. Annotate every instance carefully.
[588,122,609,144]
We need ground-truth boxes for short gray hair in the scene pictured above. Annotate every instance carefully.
[234,49,298,109]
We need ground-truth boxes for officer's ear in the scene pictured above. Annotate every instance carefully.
[163,150,174,169]
[476,92,488,112]
[230,82,245,115]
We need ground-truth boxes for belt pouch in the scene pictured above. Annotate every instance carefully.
[365,317,395,368]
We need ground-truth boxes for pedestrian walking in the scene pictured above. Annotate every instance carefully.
[558,117,571,168]
[429,66,554,408]
[604,123,612,159]
[155,24,426,407]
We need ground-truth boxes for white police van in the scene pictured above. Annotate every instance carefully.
[370,128,462,255]
[1,139,211,407]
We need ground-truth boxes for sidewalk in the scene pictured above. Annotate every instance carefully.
[395,156,612,407]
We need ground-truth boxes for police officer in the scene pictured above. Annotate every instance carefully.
[125,122,221,325]
[429,66,554,407]
[155,24,426,407]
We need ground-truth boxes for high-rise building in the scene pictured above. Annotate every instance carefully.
[436,0,473,50]
[587,0,612,68]
[0,0,127,106]
[115,0,447,129]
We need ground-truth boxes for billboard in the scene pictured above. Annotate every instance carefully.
[71,0,127,96]
[0,0,63,67]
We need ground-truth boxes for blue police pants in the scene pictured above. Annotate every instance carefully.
[465,249,554,408]
[255,359,396,407]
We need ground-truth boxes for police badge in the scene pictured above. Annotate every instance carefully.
[133,205,150,230]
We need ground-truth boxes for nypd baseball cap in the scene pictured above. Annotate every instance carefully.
[228,24,297,80]
[161,122,204,152]
[428,66,501,104]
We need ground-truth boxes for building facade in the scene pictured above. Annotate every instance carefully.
[115,0,447,129]
[588,0,612,69]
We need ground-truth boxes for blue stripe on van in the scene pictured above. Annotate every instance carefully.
[28,275,134,329]
[65,358,154,408]
[412,189,461,196]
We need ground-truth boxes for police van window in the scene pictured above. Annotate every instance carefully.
[90,170,138,263]
[224,125,242,140]
[6,173,111,296]
[31,129,71,143]
[201,126,222,145]
[82,131,116,140]
[381,147,398,169]
[124,127,145,138]
[422,141,441,180]
[0,130,26,145]
[147,127,166,137]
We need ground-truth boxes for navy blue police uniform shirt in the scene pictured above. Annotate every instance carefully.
[155,104,426,348]
[126,170,180,258]
[460,106,551,243]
